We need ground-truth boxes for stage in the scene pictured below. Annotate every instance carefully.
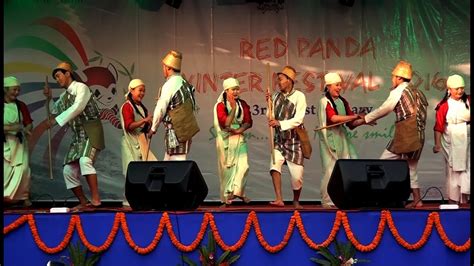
[3,203,470,266]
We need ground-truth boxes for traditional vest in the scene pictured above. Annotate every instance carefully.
[273,90,298,140]
[56,89,105,163]
[388,83,428,158]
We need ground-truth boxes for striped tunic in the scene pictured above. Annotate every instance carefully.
[272,89,307,165]
[387,83,428,159]
[152,74,196,155]
[53,81,103,164]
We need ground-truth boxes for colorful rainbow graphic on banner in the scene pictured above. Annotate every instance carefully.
[5,16,122,166]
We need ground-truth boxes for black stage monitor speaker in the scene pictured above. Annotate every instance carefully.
[328,159,411,209]
[125,160,208,211]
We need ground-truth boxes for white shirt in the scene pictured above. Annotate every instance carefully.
[270,89,307,131]
[151,74,184,132]
[364,82,408,124]
[52,81,92,127]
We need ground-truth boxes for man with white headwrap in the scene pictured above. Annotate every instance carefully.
[4,76,33,206]
[214,77,253,205]
[433,74,470,204]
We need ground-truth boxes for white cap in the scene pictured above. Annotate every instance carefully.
[446,74,465,89]
[223,77,239,90]
[324,72,342,86]
[128,79,145,91]
[4,76,20,87]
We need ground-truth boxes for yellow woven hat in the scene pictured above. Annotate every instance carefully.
[391,60,413,79]
[277,66,296,82]
[52,62,74,78]
[162,50,182,71]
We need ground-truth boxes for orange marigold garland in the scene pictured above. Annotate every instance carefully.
[209,210,254,252]
[28,214,76,254]
[166,212,209,252]
[342,210,386,252]
[252,211,295,253]
[385,210,434,250]
[432,212,471,252]
[121,212,166,254]
[294,210,341,249]
[76,212,121,253]
[2,210,471,254]
[3,214,29,234]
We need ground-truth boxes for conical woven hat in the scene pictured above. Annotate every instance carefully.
[162,50,182,71]
[391,60,413,79]
[277,66,296,82]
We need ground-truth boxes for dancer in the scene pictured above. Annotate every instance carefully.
[214,77,253,205]
[44,62,105,211]
[433,74,470,204]
[266,66,307,209]
[120,78,156,207]
[4,76,33,207]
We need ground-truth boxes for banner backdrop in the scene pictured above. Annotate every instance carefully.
[4,0,470,202]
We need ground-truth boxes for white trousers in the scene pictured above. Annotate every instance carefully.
[270,149,304,190]
[63,157,96,189]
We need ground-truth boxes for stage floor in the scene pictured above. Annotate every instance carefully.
[3,201,470,214]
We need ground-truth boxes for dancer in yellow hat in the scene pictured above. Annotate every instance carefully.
[355,60,428,208]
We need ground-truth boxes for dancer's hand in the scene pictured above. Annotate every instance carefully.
[46,117,57,128]
[268,119,280,128]
[43,85,52,99]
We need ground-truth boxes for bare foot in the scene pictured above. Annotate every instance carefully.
[90,200,102,207]
[405,201,423,208]
[237,196,251,204]
[293,201,303,209]
[269,200,285,207]
[71,202,90,212]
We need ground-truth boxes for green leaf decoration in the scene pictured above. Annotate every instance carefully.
[66,240,102,266]
[226,254,241,265]
[311,240,370,265]
[335,240,345,258]
[217,250,231,264]
[348,242,356,259]
[130,63,135,74]
[118,69,127,76]
[310,258,332,266]
[182,255,198,266]
[208,230,216,254]
[180,230,240,265]
[85,252,101,266]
